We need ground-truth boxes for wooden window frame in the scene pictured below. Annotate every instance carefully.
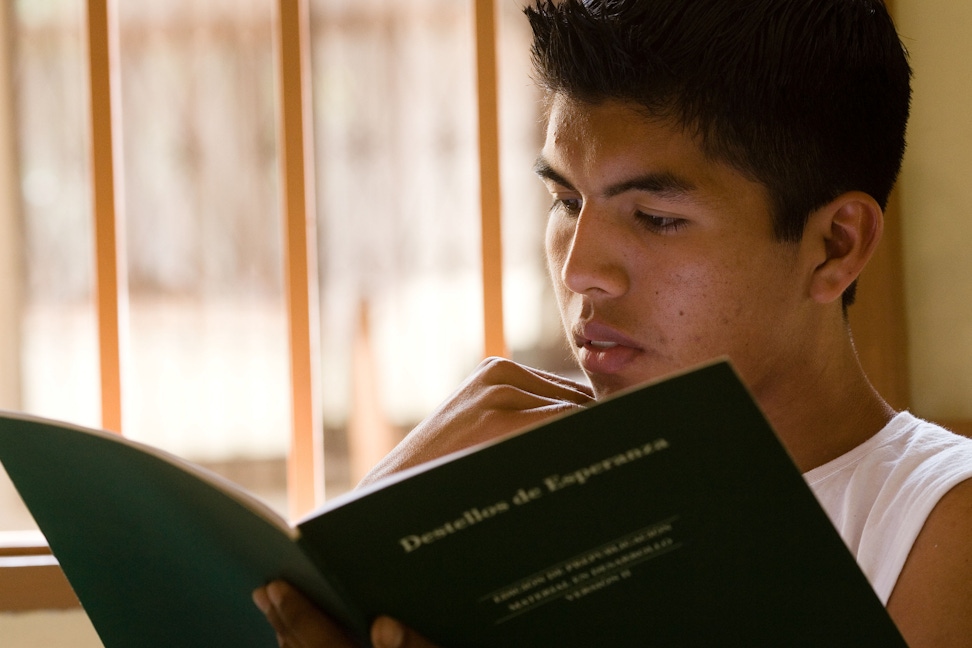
[0,532,80,611]
[0,0,509,612]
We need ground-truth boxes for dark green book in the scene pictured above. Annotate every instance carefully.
[0,361,906,647]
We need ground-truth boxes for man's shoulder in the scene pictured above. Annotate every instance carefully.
[903,413,972,475]
[809,411,972,488]
[886,476,972,647]
[880,412,972,647]
[808,411,972,605]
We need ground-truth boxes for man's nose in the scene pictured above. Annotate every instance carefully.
[560,208,629,298]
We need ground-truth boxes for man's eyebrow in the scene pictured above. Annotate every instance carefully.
[603,172,696,199]
[533,156,696,200]
[533,157,574,190]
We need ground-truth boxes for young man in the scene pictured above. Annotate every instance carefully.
[254,1,972,645]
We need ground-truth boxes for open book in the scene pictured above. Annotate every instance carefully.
[0,361,906,647]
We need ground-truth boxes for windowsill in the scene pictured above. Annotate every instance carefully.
[0,531,80,612]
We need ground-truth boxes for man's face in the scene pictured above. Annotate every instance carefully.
[539,95,814,400]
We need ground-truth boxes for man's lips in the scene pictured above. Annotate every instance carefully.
[573,321,642,351]
[573,322,643,375]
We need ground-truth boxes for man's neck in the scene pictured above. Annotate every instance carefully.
[758,333,896,473]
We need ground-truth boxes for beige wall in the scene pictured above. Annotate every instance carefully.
[896,0,972,418]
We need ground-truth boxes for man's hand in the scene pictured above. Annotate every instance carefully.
[253,581,439,648]
[359,357,594,487]
[252,359,592,646]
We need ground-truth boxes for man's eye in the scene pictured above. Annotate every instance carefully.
[635,211,686,233]
[551,198,582,216]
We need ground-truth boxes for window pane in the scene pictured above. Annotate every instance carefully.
[495,0,579,380]
[17,0,97,426]
[2,0,94,532]
[117,0,290,514]
[310,0,480,490]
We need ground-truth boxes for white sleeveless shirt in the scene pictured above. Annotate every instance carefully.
[804,412,972,604]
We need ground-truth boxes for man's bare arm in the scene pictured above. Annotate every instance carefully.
[886,477,972,647]
[359,357,594,486]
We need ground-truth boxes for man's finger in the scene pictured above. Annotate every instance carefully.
[475,357,594,403]
[371,616,440,648]
[254,581,357,648]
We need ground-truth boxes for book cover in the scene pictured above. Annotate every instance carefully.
[0,361,907,647]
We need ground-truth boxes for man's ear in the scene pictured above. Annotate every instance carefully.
[805,191,884,305]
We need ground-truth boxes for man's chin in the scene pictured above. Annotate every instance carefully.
[585,364,689,400]
[586,373,639,400]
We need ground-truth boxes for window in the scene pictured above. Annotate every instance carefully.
[0,0,573,602]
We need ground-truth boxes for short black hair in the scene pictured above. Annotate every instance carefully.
[526,0,912,308]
